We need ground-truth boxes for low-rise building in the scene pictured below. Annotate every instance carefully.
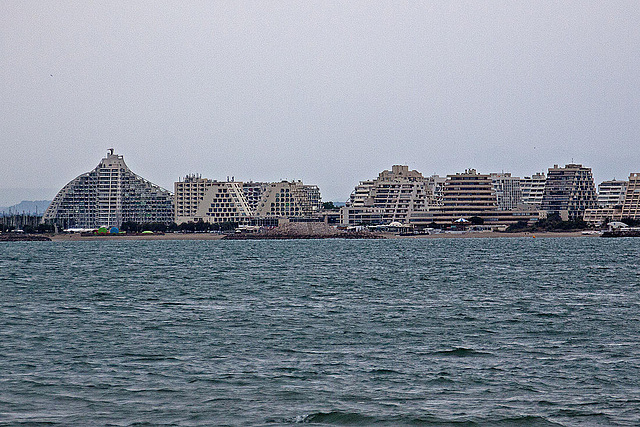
[583,207,620,226]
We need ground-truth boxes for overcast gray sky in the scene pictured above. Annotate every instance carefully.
[2,1,639,205]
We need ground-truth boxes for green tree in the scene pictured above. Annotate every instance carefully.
[36,223,55,233]
[220,221,238,231]
[469,216,484,225]
[120,221,140,233]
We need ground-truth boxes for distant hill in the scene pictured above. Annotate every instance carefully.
[0,200,52,216]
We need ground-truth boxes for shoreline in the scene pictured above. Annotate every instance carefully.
[38,230,596,242]
[382,231,593,239]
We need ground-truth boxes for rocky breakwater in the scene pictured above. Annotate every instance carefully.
[0,233,52,242]
[223,222,384,240]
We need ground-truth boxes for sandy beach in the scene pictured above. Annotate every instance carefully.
[49,233,226,242]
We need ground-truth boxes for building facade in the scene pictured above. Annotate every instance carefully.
[242,182,268,212]
[434,169,498,223]
[254,181,322,218]
[540,164,597,220]
[620,173,640,219]
[174,175,254,224]
[520,173,546,207]
[175,176,322,224]
[597,180,627,207]
[491,173,523,211]
[341,165,434,226]
[43,150,173,229]
[426,175,447,204]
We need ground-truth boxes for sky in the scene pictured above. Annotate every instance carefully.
[2,1,640,206]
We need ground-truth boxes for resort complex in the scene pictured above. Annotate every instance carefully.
[40,150,640,230]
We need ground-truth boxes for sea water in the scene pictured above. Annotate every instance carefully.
[1,238,639,426]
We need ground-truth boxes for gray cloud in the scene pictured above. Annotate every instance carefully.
[2,1,639,205]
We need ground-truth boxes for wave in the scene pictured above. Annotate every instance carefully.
[290,411,562,426]
[291,411,470,425]
[431,348,493,357]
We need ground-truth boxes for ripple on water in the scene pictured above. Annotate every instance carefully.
[1,238,639,425]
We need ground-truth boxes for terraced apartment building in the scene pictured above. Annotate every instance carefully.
[174,176,321,224]
[620,173,640,219]
[597,180,628,207]
[520,172,546,207]
[342,166,542,227]
[43,149,174,229]
[540,164,597,220]
[340,165,434,225]
[584,174,639,224]
[174,175,254,224]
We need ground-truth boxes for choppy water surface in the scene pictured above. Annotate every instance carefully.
[1,238,639,426]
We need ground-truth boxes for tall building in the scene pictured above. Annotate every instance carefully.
[540,164,597,220]
[620,173,640,219]
[254,181,321,218]
[341,165,434,225]
[435,169,498,222]
[520,173,546,207]
[491,173,522,211]
[174,174,212,220]
[174,175,253,224]
[408,168,542,227]
[597,180,627,207]
[43,149,173,229]
[175,176,319,224]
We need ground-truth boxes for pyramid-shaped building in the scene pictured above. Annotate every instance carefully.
[43,149,173,229]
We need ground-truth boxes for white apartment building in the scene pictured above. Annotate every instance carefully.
[584,174,639,224]
[341,165,435,226]
[408,168,542,227]
[175,176,321,224]
[437,169,498,221]
[490,173,523,211]
[43,149,174,229]
[520,173,546,206]
[254,181,321,218]
[597,180,627,207]
[174,175,253,224]
[620,173,640,219]
[541,164,597,220]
